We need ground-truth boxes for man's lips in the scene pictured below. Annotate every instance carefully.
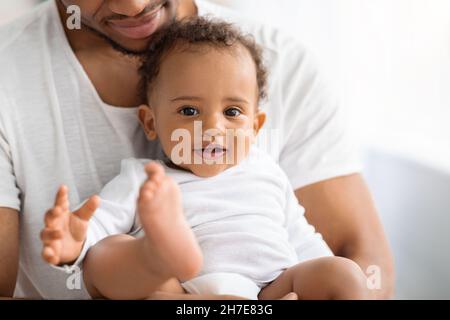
[107,4,164,40]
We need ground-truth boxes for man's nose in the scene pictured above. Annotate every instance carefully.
[106,0,152,17]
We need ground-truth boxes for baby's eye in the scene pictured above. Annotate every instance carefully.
[224,107,242,117]
[179,106,199,116]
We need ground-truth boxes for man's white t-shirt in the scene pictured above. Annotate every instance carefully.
[0,0,361,299]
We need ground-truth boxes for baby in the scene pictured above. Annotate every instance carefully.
[40,17,370,300]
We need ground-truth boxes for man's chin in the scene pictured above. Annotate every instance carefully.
[81,22,157,56]
[81,6,177,56]
[105,37,152,56]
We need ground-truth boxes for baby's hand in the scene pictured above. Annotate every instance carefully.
[40,185,100,266]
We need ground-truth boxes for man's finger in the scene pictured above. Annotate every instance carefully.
[280,292,298,300]
[73,195,100,221]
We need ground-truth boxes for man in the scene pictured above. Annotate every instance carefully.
[0,0,394,299]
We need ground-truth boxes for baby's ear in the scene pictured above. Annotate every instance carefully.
[138,105,157,140]
[253,110,266,136]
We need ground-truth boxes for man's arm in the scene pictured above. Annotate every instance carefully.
[295,173,395,299]
[0,207,19,297]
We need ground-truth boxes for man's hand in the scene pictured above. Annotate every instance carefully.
[41,185,100,266]
[295,174,395,299]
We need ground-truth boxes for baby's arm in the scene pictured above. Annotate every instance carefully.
[41,159,143,267]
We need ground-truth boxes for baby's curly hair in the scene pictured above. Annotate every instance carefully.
[139,16,268,103]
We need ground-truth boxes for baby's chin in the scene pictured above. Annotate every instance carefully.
[184,163,234,178]
[167,148,250,177]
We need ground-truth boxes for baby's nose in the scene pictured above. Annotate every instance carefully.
[202,133,225,146]
[202,115,226,133]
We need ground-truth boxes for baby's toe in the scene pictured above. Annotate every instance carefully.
[145,162,165,183]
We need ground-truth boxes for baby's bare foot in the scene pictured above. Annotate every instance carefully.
[138,162,203,281]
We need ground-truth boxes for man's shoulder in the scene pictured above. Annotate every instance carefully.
[0,1,58,112]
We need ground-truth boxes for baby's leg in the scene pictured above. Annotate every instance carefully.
[259,257,371,300]
[82,162,203,299]
[83,234,186,299]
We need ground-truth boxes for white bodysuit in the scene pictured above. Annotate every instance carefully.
[81,147,333,299]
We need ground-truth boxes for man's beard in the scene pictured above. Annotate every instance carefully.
[59,0,177,57]
[81,18,176,57]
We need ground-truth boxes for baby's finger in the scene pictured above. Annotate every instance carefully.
[54,185,69,210]
[45,237,63,265]
[44,207,64,228]
[42,246,60,265]
[42,246,55,264]
[40,228,63,243]
[73,195,99,222]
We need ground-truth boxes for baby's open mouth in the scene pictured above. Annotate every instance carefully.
[194,144,227,161]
